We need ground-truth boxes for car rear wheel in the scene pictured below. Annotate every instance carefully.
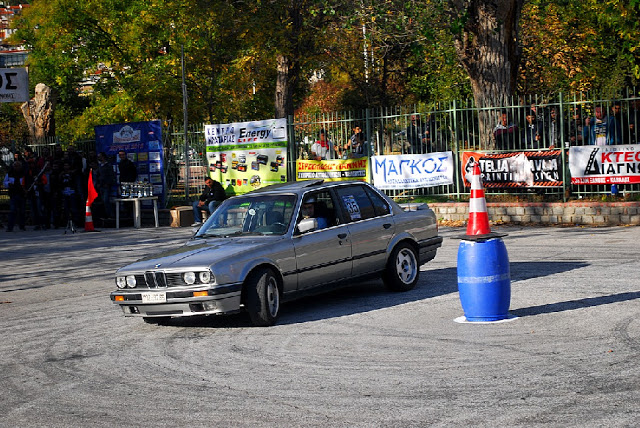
[245,268,281,326]
[383,243,419,292]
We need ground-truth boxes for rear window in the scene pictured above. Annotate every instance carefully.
[334,185,376,222]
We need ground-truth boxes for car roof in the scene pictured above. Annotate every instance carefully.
[248,180,371,196]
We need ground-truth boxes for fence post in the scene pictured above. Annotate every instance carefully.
[559,92,568,202]
[287,115,296,182]
[451,100,461,200]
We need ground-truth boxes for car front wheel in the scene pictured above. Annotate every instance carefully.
[245,268,281,326]
[383,243,419,292]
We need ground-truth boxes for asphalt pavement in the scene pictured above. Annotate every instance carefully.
[0,224,638,427]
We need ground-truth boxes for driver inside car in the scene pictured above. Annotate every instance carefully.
[300,196,328,231]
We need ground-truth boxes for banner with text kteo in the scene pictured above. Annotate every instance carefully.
[205,118,288,194]
[569,144,640,185]
[296,157,369,182]
[461,151,563,188]
[371,152,454,190]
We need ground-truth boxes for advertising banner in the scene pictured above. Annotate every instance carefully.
[296,157,369,182]
[371,152,454,190]
[0,68,28,102]
[205,118,288,194]
[461,151,563,187]
[95,120,165,205]
[569,144,640,185]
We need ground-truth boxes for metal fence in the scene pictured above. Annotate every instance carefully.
[5,90,640,208]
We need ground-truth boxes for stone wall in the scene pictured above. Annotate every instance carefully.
[429,202,640,226]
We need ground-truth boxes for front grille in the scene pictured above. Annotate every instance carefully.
[144,271,167,288]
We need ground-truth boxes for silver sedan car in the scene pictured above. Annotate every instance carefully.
[110,180,442,326]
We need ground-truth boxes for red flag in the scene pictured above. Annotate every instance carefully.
[87,169,98,206]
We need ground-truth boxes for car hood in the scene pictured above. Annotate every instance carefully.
[117,237,282,272]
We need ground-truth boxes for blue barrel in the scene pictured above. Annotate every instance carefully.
[457,238,511,321]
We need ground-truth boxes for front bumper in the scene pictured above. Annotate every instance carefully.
[110,283,242,318]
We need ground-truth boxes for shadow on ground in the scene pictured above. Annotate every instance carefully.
[166,260,616,328]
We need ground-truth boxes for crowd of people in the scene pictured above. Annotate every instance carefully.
[0,145,130,232]
[492,101,640,150]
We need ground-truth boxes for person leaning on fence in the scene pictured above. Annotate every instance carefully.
[584,106,609,145]
[192,177,227,226]
[606,101,624,145]
[311,130,333,160]
[523,111,541,149]
[493,110,518,150]
[341,126,366,158]
[406,114,426,153]
[568,106,586,146]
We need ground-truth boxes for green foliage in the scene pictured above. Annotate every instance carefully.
[8,0,640,142]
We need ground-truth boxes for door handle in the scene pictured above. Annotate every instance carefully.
[383,223,392,229]
[337,233,347,239]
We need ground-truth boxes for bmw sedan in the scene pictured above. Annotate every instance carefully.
[110,180,442,326]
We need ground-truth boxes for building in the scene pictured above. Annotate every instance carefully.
[0,3,29,67]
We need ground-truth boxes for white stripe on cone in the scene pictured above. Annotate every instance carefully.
[466,164,491,235]
[85,204,94,231]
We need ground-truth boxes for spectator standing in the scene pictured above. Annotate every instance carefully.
[523,111,541,149]
[544,106,562,149]
[406,114,426,153]
[95,152,115,218]
[59,161,80,227]
[4,160,27,231]
[493,110,518,150]
[606,101,624,145]
[568,106,586,146]
[585,106,608,145]
[192,177,227,226]
[342,126,366,158]
[628,99,640,144]
[117,150,137,184]
[310,130,333,160]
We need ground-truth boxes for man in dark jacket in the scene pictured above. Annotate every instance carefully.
[192,177,226,226]
[117,150,138,183]
[4,160,26,231]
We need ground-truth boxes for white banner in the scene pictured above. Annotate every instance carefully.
[372,152,455,190]
[0,68,28,102]
[569,144,640,185]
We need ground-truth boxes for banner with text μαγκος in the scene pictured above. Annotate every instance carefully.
[371,152,454,190]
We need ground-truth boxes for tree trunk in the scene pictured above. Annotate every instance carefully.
[449,0,524,148]
[275,54,296,119]
[21,83,56,142]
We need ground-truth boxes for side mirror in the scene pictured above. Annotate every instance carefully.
[296,217,318,234]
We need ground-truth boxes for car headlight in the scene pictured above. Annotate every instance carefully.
[183,272,196,285]
[199,271,212,284]
[116,277,127,289]
[126,275,137,288]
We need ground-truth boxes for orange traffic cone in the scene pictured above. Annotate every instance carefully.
[84,203,95,232]
[466,162,491,236]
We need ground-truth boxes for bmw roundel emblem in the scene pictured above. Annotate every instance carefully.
[155,263,162,268]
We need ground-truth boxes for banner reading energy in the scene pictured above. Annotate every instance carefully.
[205,118,288,194]
[296,157,369,182]
[461,151,563,188]
[371,152,454,190]
[569,144,640,185]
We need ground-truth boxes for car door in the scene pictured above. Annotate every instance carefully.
[292,191,352,290]
[333,184,395,277]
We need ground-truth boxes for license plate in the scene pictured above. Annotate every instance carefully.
[141,292,167,304]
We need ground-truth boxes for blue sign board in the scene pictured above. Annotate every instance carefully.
[94,120,165,206]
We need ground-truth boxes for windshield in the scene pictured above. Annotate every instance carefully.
[195,194,297,237]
